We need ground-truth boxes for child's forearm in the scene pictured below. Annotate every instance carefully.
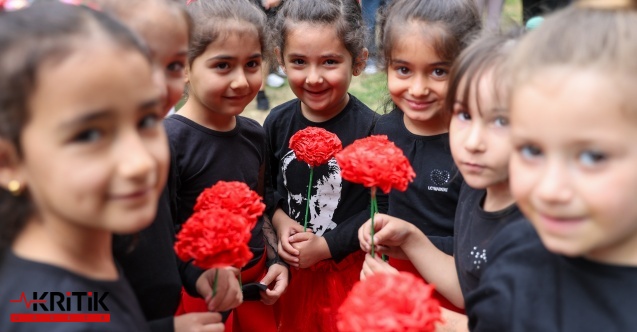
[403,231,464,308]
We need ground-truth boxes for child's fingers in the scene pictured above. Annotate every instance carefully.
[289,232,313,244]
[277,242,299,266]
[358,220,372,251]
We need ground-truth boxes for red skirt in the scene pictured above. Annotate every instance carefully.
[277,250,365,332]
[389,258,465,314]
[175,253,278,332]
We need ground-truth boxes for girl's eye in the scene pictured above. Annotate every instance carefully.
[519,145,542,160]
[246,60,260,68]
[494,116,509,127]
[579,150,606,166]
[72,129,102,143]
[215,62,230,70]
[397,67,410,75]
[432,68,448,78]
[324,59,338,65]
[457,111,471,121]
[291,59,304,66]
[167,61,185,73]
[139,113,160,130]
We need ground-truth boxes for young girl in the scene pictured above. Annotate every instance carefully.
[467,2,637,330]
[164,0,288,331]
[0,3,169,331]
[95,1,242,331]
[372,0,479,261]
[359,31,524,330]
[264,0,375,330]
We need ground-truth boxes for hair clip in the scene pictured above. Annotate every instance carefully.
[187,0,196,4]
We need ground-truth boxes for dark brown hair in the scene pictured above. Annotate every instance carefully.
[0,2,148,251]
[271,0,367,68]
[445,29,523,117]
[185,0,267,67]
[378,0,482,70]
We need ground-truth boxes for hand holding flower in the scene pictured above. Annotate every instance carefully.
[273,208,304,266]
[360,254,399,281]
[358,213,420,260]
[196,267,242,312]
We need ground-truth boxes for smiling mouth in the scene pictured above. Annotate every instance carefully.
[305,89,329,96]
[405,99,435,110]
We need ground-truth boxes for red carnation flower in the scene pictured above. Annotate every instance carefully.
[289,127,343,167]
[337,272,441,332]
[193,181,265,228]
[335,135,415,194]
[174,208,253,270]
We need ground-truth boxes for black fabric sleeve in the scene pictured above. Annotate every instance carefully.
[148,317,174,332]
[178,257,204,298]
[322,209,368,262]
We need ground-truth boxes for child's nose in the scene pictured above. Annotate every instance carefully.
[535,160,573,204]
[305,66,323,85]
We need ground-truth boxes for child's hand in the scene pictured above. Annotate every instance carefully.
[273,209,304,265]
[196,267,243,312]
[173,312,224,332]
[289,232,331,268]
[360,253,399,281]
[259,263,289,305]
[358,213,418,260]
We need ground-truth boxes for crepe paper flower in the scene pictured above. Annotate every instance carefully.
[335,135,415,194]
[335,135,415,256]
[289,127,342,231]
[337,272,441,332]
[175,207,253,295]
[193,180,265,229]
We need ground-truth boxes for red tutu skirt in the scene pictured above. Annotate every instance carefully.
[277,250,365,332]
[389,258,465,314]
[175,253,278,332]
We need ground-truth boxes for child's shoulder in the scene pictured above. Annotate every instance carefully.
[373,108,402,133]
[237,115,266,138]
[346,94,378,119]
[264,99,299,128]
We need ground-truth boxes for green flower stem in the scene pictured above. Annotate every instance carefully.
[370,187,377,257]
[213,268,219,297]
[303,166,314,232]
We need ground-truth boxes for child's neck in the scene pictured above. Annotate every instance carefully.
[12,215,118,280]
[403,112,450,136]
[179,100,237,132]
[300,94,349,123]
[483,180,515,212]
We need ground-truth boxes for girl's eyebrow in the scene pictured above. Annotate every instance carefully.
[59,97,161,130]
[391,59,450,67]
[285,53,344,59]
[206,53,262,62]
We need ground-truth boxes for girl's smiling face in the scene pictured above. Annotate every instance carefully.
[280,22,365,122]
[17,40,168,235]
[510,69,637,264]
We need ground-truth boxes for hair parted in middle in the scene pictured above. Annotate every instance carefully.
[185,0,268,66]
[271,0,368,69]
[377,0,482,70]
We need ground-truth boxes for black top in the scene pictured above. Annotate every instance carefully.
[453,183,524,298]
[466,220,637,332]
[373,109,462,255]
[165,114,266,269]
[263,95,378,262]
[0,251,149,332]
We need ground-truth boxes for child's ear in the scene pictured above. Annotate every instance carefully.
[353,48,369,77]
[184,63,191,84]
[274,47,286,75]
[0,139,25,194]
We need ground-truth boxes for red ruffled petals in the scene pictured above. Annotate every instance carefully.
[335,135,415,194]
[337,272,442,332]
[174,208,253,270]
[289,127,343,167]
[193,181,265,228]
